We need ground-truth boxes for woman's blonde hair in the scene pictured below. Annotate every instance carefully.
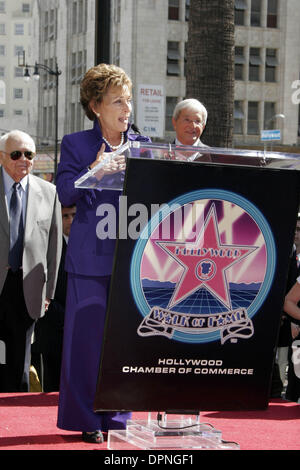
[80,63,132,121]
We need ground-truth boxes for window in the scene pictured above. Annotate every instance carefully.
[169,0,179,20]
[42,59,48,89]
[165,96,177,131]
[70,102,76,133]
[44,9,57,41]
[0,66,4,77]
[0,24,5,35]
[234,0,247,26]
[248,101,259,134]
[71,50,87,84]
[235,46,245,80]
[48,58,55,88]
[264,102,276,129]
[249,47,262,81]
[77,102,84,130]
[0,80,5,104]
[48,106,53,137]
[43,107,47,137]
[72,2,77,34]
[71,52,76,83]
[22,3,30,13]
[76,50,86,84]
[44,11,48,41]
[113,42,120,66]
[15,67,24,77]
[167,41,180,76]
[72,1,87,35]
[49,9,56,40]
[15,24,24,35]
[70,102,83,132]
[14,110,23,116]
[14,88,23,99]
[78,0,84,33]
[0,44,4,55]
[114,0,121,23]
[265,49,278,82]
[0,109,4,117]
[251,0,261,27]
[234,101,244,134]
[267,0,277,28]
[0,2,5,13]
[185,0,190,21]
[15,46,24,56]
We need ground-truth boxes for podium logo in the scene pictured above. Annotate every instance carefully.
[130,189,276,345]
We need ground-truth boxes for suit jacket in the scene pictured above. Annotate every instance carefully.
[33,237,67,354]
[0,169,62,319]
[56,119,151,277]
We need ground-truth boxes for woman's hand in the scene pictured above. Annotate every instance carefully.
[89,143,126,180]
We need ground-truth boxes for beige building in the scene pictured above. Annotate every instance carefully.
[234,0,300,148]
[30,0,95,146]
[111,0,300,148]
[0,1,35,137]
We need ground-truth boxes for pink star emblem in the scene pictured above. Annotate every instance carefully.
[157,204,257,309]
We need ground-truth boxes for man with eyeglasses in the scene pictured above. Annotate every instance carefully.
[0,129,62,392]
[171,99,210,162]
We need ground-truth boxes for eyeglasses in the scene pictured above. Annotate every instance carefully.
[5,150,35,161]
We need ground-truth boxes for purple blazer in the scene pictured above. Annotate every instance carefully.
[56,120,151,277]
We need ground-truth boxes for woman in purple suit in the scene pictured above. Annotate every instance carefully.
[55,64,150,443]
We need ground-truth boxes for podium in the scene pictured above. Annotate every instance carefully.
[75,142,300,449]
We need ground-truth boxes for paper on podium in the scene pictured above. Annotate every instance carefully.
[74,141,300,191]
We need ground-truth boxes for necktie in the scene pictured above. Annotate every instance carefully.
[9,182,24,272]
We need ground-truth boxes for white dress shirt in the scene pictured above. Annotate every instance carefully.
[2,168,29,225]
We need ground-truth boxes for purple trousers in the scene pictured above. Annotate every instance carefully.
[57,273,131,432]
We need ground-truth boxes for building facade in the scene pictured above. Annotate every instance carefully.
[0,0,34,136]
[31,0,95,146]
[111,0,300,148]
[234,0,300,147]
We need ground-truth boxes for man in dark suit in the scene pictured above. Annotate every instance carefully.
[0,130,62,392]
[32,204,76,392]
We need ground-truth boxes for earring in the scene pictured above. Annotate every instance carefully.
[96,112,100,118]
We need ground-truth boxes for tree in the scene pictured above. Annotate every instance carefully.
[185,0,235,147]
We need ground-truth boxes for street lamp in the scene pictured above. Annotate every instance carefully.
[18,51,62,181]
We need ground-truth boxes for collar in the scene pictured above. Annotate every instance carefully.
[175,138,202,147]
[2,167,28,194]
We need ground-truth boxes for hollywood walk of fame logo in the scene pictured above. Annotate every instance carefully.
[130,189,276,345]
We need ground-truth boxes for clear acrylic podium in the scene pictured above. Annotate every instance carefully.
[75,142,300,450]
[75,140,300,192]
[107,412,240,450]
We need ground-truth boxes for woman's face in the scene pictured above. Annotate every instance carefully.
[93,85,132,136]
